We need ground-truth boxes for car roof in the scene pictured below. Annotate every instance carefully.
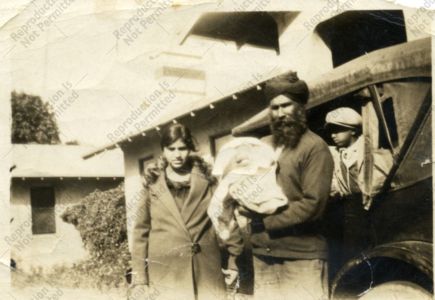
[233,37,431,136]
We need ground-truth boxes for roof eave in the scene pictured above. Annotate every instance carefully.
[83,74,280,159]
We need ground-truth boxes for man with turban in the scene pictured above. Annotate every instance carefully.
[238,71,334,299]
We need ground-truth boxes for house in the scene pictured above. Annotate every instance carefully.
[10,145,124,271]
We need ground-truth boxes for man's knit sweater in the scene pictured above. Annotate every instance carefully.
[251,130,334,259]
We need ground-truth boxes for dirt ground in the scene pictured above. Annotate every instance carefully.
[8,286,127,300]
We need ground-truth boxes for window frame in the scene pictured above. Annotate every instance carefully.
[368,85,397,155]
[138,154,154,175]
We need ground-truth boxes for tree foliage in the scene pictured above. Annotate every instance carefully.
[61,183,130,288]
[11,91,60,144]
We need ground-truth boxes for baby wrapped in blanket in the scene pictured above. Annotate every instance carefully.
[208,137,288,241]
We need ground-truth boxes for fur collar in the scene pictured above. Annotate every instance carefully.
[143,154,216,187]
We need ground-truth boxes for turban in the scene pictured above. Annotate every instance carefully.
[264,71,309,105]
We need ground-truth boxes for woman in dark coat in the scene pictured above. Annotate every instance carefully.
[130,123,242,300]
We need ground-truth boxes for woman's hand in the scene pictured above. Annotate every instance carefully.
[222,268,239,292]
[128,284,150,300]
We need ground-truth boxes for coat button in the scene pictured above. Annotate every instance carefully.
[191,243,201,255]
[266,247,271,253]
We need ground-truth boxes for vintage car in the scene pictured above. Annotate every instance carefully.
[232,37,432,299]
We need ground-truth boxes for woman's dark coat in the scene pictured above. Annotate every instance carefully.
[131,164,226,299]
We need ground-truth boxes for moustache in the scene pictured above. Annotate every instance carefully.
[271,115,300,128]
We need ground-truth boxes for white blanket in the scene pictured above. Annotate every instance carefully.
[208,137,288,240]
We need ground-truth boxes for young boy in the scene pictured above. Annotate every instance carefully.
[326,107,364,197]
[325,107,369,263]
[325,107,394,267]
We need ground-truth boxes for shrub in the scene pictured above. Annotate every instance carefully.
[61,182,130,289]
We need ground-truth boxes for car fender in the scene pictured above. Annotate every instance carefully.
[331,241,432,298]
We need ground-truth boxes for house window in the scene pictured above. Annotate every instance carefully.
[210,131,234,157]
[30,187,56,235]
[139,155,154,175]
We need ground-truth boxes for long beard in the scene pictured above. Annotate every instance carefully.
[271,108,307,149]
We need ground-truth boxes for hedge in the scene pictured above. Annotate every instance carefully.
[60,182,130,289]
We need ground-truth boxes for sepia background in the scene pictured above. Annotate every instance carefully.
[0,0,433,299]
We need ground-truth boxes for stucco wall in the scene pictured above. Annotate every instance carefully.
[10,178,121,272]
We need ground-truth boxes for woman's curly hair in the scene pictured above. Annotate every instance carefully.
[143,154,216,187]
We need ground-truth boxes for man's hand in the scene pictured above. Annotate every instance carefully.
[128,284,150,300]
[237,206,262,219]
[237,206,266,233]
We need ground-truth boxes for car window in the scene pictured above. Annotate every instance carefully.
[392,109,431,189]
[376,78,431,190]
[379,79,431,151]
